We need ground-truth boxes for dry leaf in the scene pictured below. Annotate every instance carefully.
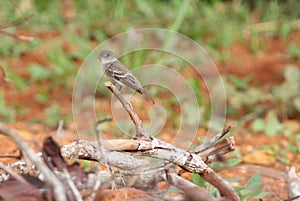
[242,149,276,166]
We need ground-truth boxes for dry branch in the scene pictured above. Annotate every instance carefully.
[0,66,10,84]
[0,125,238,200]
[82,81,240,200]
[0,162,27,184]
[0,123,67,201]
[0,79,240,200]
[105,81,147,138]
[62,138,239,201]
[192,126,232,153]
[166,172,218,201]
[243,19,300,35]
[0,14,34,42]
[286,167,300,201]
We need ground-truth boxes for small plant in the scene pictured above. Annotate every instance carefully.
[287,134,300,154]
[210,158,242,171]
[288,43,300,61]
[251,110,283,136]
[46,47,76,87]
[191,155,267,200]
[271,142,290,164]
[0,90,16,122]
[225,66,300,120]
[27,64,52,82]
[192,171,268,200]
[224,75,265,116]
[5,66,27,91]
[272,65,300,118]
[239,173,269,201]
[192,173,207,187]
[44,106,61,128]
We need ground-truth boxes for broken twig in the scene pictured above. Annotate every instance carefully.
[0,123,67,201]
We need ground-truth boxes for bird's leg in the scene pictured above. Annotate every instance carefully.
[111,81,123,92]
[118,85,123,92]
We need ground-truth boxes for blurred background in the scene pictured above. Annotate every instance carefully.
[0,0,300,199]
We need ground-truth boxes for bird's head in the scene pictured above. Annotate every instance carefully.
[98,50,117,64]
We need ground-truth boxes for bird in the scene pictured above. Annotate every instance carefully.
[98,50,155,104]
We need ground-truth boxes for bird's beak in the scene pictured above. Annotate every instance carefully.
[98,58,102,61]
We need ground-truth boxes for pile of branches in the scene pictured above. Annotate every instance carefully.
[0,82,239,201]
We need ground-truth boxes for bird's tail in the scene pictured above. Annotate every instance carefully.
[138,88,155,105]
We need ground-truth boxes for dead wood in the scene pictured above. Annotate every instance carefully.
[0,123,68,201]
[286,167,300,201]
[0,80,240,201]
[105,81,147,138]
[0,14,34,41]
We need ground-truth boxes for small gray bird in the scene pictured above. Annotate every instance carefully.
[98,50,155,104]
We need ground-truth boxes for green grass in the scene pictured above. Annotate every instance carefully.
[1,0,298,64]
[0,90,16,123]
[0,1,298,133]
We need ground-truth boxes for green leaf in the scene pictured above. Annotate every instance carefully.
[228,75,251,90]
[288,44,300,61]
[265,111,282,136]
[273,83,291,101]
[279,21,291,39]
[293,97,300,112]
[284,66,300,90]
[27,64,52,82]
[0,91,16,122]
[226,158,242,166]
[190,143,197,149]
[192,174,206,187]
[44,107,61,127]
[244,173,263,200]
[253,191,270,199]
[227,177,241,183]
[5,67,27,90]
[251,118,265,132]
[276,155,289,164]
[240,188,252,195]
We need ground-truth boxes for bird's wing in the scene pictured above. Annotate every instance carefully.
[140,88,155,104]
[106,61,143,91]
[106,61,155,104]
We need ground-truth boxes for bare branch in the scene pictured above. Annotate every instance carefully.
[201,171,239,201]
[166,172,217,201]
[55,119,64,141]
[62,138,234,165]
[62,168,83,201]
[0,31,34,42]
[61,138,240,201]
[0,123,68,201]
[89,118,114,201]
[0,14,34,41]
[0,14,34,30]
[0,66,11,84]
[105,81,147,138]
[286,166,300,201]
[0,162,27,184]
[197,137,235,164]
[243,19,300,35]
[192,126,232,153]
[61,140,150,170]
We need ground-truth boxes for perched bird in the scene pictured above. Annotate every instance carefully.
[98,50,155,104]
